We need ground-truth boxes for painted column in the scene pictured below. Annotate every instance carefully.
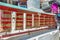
[23,13,26,30]
[7,0,12,4]
[0,10,3,32]
[11,12,16,32]
[32,14,34,27]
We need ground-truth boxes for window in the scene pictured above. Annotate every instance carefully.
[12,1,18,6]
[0,0,7,3]
[18,0,27,8]
[41,2,50,9]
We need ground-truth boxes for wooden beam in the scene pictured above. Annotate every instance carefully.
[20,0,27,2]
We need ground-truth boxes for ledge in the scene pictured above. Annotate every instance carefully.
[0,2,56,15]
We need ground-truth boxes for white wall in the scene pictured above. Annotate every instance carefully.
[27,0,40,9]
